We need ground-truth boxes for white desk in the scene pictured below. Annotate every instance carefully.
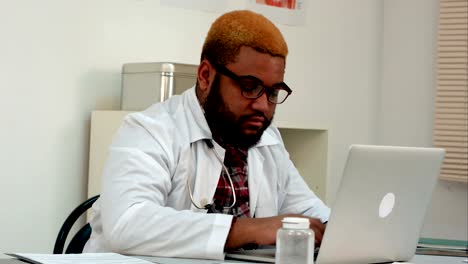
[410,254,467,264]
[2,254,467,264]
[142,255,468,264]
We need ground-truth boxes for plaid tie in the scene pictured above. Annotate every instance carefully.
[207,145,250,217]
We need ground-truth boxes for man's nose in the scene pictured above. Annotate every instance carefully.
[251,91,272,112]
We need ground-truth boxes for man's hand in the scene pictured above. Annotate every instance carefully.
[225,214,326,250]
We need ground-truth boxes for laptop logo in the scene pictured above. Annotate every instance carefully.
[379,192,395,218]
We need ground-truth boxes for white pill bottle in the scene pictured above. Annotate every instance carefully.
[275,217,315,264]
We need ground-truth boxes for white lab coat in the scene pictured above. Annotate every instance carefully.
[84,87,330,260]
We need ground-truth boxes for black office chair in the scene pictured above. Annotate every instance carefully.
[53,195,100,254]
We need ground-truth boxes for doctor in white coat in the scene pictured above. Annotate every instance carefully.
[84,10,330,260]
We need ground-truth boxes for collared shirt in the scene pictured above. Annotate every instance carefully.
[207,145,250,217]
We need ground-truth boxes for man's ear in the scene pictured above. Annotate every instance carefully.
[197,60,215,92]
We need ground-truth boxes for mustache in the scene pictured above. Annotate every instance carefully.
[239,112,269,122]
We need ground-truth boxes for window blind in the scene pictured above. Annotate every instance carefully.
[434,0,468,182]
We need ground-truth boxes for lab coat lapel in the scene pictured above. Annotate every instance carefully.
[248,148,264,217]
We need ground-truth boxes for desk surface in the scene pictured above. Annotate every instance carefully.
[1,254,467,264]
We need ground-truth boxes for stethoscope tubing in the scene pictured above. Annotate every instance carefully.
[187,139,237,210]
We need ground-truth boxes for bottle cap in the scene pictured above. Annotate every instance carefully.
[281,217,310,229]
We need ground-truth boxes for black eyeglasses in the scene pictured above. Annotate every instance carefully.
[212,63,292,104]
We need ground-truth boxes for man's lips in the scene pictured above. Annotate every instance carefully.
[249,116,265,122]
[244,116,265,128]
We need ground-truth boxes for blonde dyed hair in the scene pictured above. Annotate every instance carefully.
[201,10,288,65]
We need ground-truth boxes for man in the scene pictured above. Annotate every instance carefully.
[84,10,330,260]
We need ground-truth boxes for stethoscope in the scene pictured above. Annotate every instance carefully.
[187,139,237,210]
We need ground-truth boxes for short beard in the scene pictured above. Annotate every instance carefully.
[203,74,272,149]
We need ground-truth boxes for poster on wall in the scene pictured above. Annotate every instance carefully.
[160,0,228,13]
[247,0,306,26]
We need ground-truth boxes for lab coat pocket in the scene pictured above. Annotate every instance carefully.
[253,190,280,217]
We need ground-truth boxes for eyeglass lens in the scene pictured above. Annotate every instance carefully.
[241,84,289,104]
[213,63,291,104]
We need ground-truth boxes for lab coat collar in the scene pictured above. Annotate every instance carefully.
[185,87,212,143]
[184,86,280,148]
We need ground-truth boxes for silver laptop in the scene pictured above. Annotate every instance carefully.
[227,144,445,264]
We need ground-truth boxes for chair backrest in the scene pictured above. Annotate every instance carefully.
[53,195,100,254]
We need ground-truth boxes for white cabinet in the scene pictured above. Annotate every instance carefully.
[279,128,328,200]
[88,111,131,198]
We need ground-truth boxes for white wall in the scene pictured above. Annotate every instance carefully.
[378,0,468,240]
[0,0,463,255]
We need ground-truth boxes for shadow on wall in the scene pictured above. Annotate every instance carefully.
[52,69,123,244]
[81,70,122,111]
[55,69,121,208]
[79,68,122,190]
